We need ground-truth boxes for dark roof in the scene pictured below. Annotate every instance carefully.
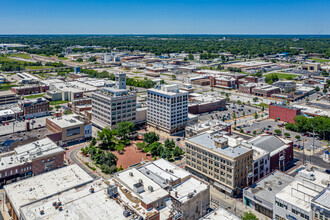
[248,135,287,152]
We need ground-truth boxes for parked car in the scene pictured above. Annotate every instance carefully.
[246,131,251,134]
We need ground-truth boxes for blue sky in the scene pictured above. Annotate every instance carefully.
[0,0,329,34]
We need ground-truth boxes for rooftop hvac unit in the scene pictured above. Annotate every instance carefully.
[139,179,143,184]
[107,185,118,197]
[129,171,133,177]
[148,185,154,192]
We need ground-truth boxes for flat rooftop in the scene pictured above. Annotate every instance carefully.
[47,114,84,128]
[0,138,64,170]
[276,170,329,211]
[115,168,169,205]
[4,164,93,218]
[20,178,127,220]
[170,177,208,204]
[244,171,295,206]
[200,207,240,220]
[187,132,251,158]
[137,159,191,188]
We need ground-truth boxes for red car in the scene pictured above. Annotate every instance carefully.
[246,131,251,134]
[6,122,9,125]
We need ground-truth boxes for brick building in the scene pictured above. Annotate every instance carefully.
[269,104,301,123]
[188,94,226,114]
[252,85,280,97]
[211,75,237,89]
[248,135,293,172]
[245,76,259,83]
[11,85,47,95]
[18,97,49,119]
[46,114,92,146]
[239,83,256,94]
[68,98,92,113]
[0,138,64,187]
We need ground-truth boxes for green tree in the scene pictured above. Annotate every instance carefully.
[76,58,83,62]
[188,54,194,60]
[171,75,176,80]
[88,56,97,62]
[143,132,159,145]
[116,121,136,142]
[284,132,290,138]
[315,86,320,92]
[253,97,258,102]
[173,146,184,157]
[295,135,301,140]
[241,212,258,220]
[254,111,258,119]
[115,142,125,153]
[97,127,117,150]
[323,88,328,93]
[136,142,147,151]
[146,141,163,157]
[274,129,282,136]
[253,130,257,135]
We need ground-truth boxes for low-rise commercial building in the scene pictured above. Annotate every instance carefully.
[188,93,226,114]
[185,119,231,138]
[239,83,256,94]
[269,104,301,123]
[252,85,281,97]
[0,90,20,105]
[247,135,293,172]
[11,85,47,95]
[272,81,296,93]
[9,159,209,220]
[18,97,49,119]
[311,187,330,220]
[185,131,253,196]
[0,138,65,187]
[4,164,93,220]
[46,114,91,146]
[274,170,329,220]
[243,171,295,218]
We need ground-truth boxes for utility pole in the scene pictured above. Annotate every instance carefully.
[302,139,305,165]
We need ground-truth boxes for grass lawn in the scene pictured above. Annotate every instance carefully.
[57,56,68,60]
[0,84,13,91]
[311,58,330,63]
[50,100,69,105]
[25,66,45,70]
[8,53,31,59]
[270,73,299,79]
[23,94,44,99]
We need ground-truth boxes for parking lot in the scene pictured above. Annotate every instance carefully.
[240,119,327,150]
[198,102,261,122]
[0,117,47,136]
[0,127,52,153]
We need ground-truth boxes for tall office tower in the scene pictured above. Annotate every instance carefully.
[92,73,137,129]
[147,84,188,136]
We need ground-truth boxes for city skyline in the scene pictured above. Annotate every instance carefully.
[0,0,329,34]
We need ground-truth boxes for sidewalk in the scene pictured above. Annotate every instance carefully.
[210,187,270,220]
[0,190,12,220]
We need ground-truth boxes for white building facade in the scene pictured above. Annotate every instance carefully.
[147,84,188,135]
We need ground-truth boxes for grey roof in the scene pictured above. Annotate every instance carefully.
[188,133,251,158]
[244,171,295,204]
[248,135,286,153]
[312,187,330,209]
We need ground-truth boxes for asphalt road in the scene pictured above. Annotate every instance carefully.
[242,119,326,150]
[294,151,330,169]
[68,145,99,179]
